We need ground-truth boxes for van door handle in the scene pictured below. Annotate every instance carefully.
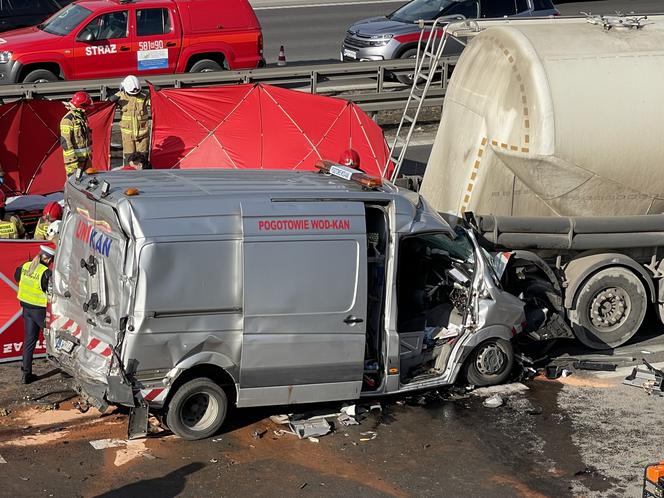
[344,315,364,325]
[165,41,176,47]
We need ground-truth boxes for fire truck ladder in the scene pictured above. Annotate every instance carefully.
[388,18,469,182]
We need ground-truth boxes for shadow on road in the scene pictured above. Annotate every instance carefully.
[93,462,205,498]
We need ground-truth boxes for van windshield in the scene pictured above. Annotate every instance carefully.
[39,4,91,36]
[389,0,455,23]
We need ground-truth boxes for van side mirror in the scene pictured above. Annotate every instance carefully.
[78,30,96,42]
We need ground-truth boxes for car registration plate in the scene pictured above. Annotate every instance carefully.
[56,337,75,354]
[343,48,357,59]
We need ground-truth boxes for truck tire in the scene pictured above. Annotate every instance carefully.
[189,59,223,73]
[571,267,647,349]
[22,69,58,84]
[165,377,228,440]
[464,338,514,387]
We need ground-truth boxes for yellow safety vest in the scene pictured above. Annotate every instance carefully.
[0,218,19,239]
[17,262,48,307]
[34,218,49,240]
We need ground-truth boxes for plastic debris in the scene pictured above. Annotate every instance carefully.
[340,404,356,417]
[337,413,359,427]
[0,455,6,464]
[210,458,218,463]
[359,431,377,442]
[308,437,319,443]
[269,414,290,425]
[290,419,331,439]
[89,439,126,450]
[483,394,504,408]
[252,428,267,440]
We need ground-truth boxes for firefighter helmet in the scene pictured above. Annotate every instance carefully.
[121,75,141,95]
[43,201,63,221]
[339,149,361,169]
[70,91,93,109]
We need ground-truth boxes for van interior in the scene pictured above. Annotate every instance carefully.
[362,206,477,389]
[395,228,476,384]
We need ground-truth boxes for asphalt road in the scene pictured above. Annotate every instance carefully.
[254,0,664,63]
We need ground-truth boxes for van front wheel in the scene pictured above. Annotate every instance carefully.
[464,339,514,387]
[165,378,228,440]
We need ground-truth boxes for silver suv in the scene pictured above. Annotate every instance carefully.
[341,0,559,62]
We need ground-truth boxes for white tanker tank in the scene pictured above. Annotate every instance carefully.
[421,17,664,217]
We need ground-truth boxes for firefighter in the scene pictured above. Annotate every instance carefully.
[109,75,150,164]
[14,245,55,384]
[0,172,25,239]
[60,91,93,176]
[34,202,63,240]
[339,149,362,171]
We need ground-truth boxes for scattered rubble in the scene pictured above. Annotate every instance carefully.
[483,395,504,408]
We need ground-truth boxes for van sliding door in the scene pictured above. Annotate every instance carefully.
[239,201,368,407]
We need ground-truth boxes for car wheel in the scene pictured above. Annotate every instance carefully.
[571,267,647,350]
[189,59,223,73]
[396,48,419,85]
[464,338,514,387]
[165,377,228,440]
[23,69,58,84]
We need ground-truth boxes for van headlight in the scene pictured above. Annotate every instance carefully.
[0,51,12,64]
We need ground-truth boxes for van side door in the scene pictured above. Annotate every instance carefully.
[238,201,368,407]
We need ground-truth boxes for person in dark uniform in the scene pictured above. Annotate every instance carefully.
[14,245,55,384]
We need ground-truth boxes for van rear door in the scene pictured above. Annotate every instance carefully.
[50,195,127,384]
[238,201,367,407]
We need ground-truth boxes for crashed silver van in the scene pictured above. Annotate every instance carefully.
[46,163,527,440]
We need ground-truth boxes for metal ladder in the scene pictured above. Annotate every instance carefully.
[388,18,465,182]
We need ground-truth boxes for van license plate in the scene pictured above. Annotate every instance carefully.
[56,337,75,354]
[343,48,357,59]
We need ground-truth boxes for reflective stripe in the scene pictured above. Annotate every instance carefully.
[35,220,49,239]
[0,220,18,238]
[17,262,47,307]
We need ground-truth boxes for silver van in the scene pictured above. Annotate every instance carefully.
[46,163,526,440]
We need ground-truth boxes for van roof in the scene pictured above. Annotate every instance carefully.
[67,169,452,237]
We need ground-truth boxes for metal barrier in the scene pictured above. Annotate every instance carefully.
[0,57,457,112]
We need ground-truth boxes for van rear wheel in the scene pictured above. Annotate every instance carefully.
[165,377,228,440]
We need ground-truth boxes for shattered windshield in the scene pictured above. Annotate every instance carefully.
[40,4,91,36]
[416,227,475,263]
[389,0,455,23]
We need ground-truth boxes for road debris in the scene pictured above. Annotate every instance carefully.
[0,455,6,464]
[290,419,331,439]
[573,360,617,372]
[89,439,126,450]
[308,437,319,443]
[483,395,504,408]
[0,408,9,417]
[624,360,664,396]
[359,431,377,442]
[252,428,267,439]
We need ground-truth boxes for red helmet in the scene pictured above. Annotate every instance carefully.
[339,149,361,169]
[43,202,63,221]
[70,91,93,109]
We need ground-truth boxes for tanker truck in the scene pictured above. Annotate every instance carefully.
[418,16,664,350]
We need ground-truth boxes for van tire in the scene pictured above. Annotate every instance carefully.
[23,69,58,84]
[189,59,223,73]
[464,338,514,387]
[165,377,228,440]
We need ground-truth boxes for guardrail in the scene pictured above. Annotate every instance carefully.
[0,57,457,112]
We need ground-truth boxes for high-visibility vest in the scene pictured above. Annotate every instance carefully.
[17,262,48,307]
[0,218,19,239]
[34,218,49,240]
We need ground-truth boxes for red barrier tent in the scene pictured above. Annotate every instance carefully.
[150,83,393,178]
[0,100,115,196]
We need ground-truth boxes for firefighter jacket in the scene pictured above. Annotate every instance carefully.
[0,215,23,239]
[16,262,49,307]
[60,107,92,174]
[112,90,150,140]
[34,217,49,240]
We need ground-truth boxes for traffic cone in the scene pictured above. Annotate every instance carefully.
[277,45,287,66]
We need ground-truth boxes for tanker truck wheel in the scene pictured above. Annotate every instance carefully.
[165,378,228,440]
[571,267,647,350]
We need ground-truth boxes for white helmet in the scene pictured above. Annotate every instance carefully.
[121,75,141,95]
[46,220,61,241]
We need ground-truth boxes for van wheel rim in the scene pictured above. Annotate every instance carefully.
[475,343,505,376]
[180,392,218,431]
[590,287,630,331]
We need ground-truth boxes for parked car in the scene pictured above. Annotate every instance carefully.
[0,0,264,85]
[0,0,73,33]
[341,0,559,62]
